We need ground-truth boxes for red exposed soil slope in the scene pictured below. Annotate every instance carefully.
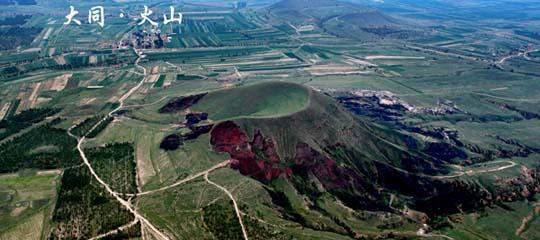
[210,121,354,188]
[294,143,352,190]
[211,121,290,181]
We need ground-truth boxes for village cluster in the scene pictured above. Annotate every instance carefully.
[64,5,183,28]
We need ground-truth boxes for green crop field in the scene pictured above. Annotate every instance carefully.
[0,172,59,238]
[443,197,540,239]
[529,50,540,58]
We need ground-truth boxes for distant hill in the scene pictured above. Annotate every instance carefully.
[267,0,421,40]
[268,0,369,23]
[270,0,359,10]
[340,11,399,27]
[323,10,423,41]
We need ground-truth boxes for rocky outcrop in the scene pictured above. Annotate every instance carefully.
[495,166,540,201]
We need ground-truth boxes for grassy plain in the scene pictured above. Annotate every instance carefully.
[0,172,59,239]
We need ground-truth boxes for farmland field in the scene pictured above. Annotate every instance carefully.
[0,172,59,239]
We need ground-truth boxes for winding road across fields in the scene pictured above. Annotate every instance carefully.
[128,160,231,197]
[205,172,249,240]
[433,160,517,179]
[69,50,171,240]
[68,49,245,240]
[497,49,539,65]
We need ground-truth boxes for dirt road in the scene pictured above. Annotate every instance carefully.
[496,48,539,68]
[205,172,249,240]
[69,50,170,240]
[433,160,517,179]
[132,160,231,197]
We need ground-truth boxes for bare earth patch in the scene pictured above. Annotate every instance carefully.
[51,73,72,92]
[10,204,28,217]
[29,82,42,108]
[22,48,41,53]
[516,203,540,237]
[365,55,425,60]
[89,55,98,65]
[344,56,377,66]
[0,102,10,121]
[147,74,160,83]
[136,138,157,187]
[79,97,97,106]
[54,56,67,65]
[151,66,160,74]
[308,64,370,76]
[43,27,53,40]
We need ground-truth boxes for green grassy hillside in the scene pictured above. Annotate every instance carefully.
[172,81,506,238]
[192,81,310,121]
[185,82,497,236]
[202,82,444,174]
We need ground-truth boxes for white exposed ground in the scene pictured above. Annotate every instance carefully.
[365,55,425,60]
[0,102,10,121]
